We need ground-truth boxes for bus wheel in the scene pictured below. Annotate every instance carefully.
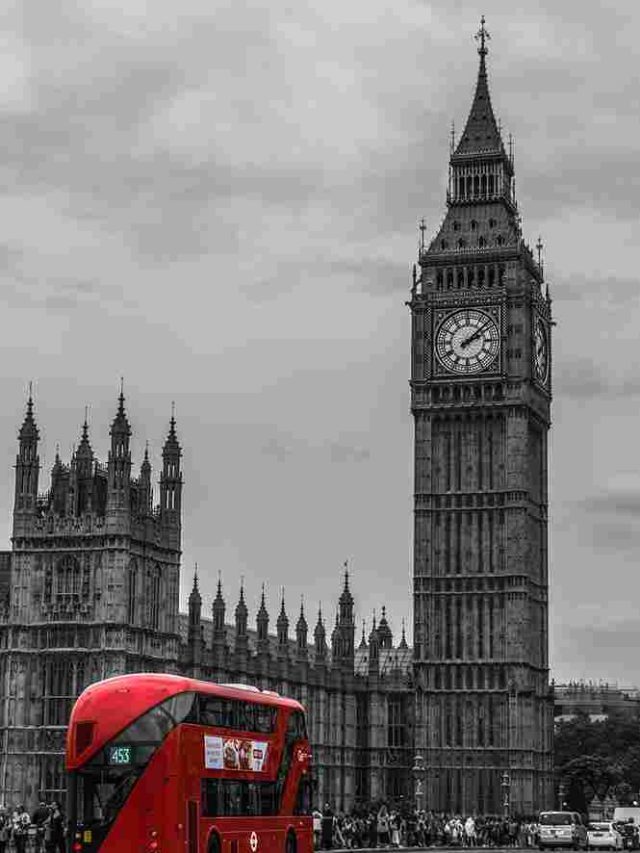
[286,831,297,853]
[208,832,221,853]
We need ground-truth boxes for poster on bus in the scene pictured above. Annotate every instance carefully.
[204,736,268,772]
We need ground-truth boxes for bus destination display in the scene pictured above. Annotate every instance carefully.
[107,745,133,766]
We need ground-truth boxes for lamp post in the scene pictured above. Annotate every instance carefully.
[501,771,511,820]
[558,781,566,811]
[413,753,425,814]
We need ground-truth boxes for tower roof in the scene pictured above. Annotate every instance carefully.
[213,574,225,610]
[18,392,39,443]
[189,565,201,605]
[110,385,131,439]
[338,563,354,608]
[76,410,93,460]
[141,441,151,474]
[314,605,326,640]
[296,598,308,633]
[257,584,269,623]
[277,589,288,629]
[163,403,181,457]
[235,581,248,618]
[453,17,506,159]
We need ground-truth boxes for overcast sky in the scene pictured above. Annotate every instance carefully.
[1,0,639,685]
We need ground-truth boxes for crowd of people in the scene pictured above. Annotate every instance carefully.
[0,802,65,853]
[315,804,541,849]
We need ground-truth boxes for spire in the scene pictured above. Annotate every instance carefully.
[399,618,409,650]
[110,383,131,441]
[377,605,393,649]
[276,588,289,653]
[314,604,327,661]
[453,17,505,159]
[256,583,269,651]
[76,409,93,465]
[212,572,226,638]
[18,389,39,444]
[189,564,201,601]
[296,596,308,659]
[296,597,308,633]
[358,619,367,650]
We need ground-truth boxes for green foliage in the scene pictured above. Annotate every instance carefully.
[554,711,640,811]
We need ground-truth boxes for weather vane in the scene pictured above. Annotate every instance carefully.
[475,15,490,56]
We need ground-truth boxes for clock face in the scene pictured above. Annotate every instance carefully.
[534,318,548,383]
[435,309,500,374]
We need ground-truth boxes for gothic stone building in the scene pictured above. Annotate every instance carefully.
[0,21,553,815]
[409,21,554,815]
[0,394,413,810]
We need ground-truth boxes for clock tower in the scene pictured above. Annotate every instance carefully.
[409,19,554,814]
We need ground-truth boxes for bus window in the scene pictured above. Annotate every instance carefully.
[202,779,281,818]
[287,711,307,740]
[254,705,276,734]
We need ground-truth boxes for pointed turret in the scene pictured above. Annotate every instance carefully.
[139,442,152,515]
[256,585,270,655]
[212,574,226,643]
[296,598,308,660]
[314,605,327,664]
[160,405,182,549]
[358,620,367,650]
[453,16,505,159]
[13,390,40,528]
[235,581,249,656]
[399,618,409,650]
[106,386,132,516]
[377,605,393,650]
[187,567,203,672]
[335,563,356,668]
[276,589,289,658]
[419,17,520,277]
[368,613,380,675]
[74,412,95,514]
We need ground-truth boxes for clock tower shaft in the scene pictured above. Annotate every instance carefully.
[409,20,554,815]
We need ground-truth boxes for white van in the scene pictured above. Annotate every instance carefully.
[614,809,640,827]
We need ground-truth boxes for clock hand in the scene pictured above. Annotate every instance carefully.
[460,320,491,350]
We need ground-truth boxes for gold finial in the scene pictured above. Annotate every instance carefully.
[475,15,490,56]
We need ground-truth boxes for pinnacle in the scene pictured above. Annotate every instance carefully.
[453,18,505,159]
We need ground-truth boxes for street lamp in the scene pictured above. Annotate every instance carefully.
[413,753,425,814]
[558,781,566,811]
[501,771,511,820]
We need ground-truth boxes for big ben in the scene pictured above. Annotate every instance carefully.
[409,19,554,815]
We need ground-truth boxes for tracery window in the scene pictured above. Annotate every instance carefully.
[56,556,81,599]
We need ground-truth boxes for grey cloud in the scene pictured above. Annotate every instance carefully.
[328,442,370,463]
[554,358,640,400]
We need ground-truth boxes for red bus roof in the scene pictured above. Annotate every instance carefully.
[66,672,304,770]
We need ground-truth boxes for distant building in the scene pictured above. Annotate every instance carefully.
[553,681,640,722]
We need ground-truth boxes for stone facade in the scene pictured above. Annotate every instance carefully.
[408,22,554,815]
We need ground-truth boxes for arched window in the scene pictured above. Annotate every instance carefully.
[56,556,80,599]
[128,560,138,625]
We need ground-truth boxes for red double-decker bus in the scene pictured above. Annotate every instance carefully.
[65,673,313,853]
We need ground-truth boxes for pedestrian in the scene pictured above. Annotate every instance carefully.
[32,800,49,853]
[11,804,30,853]
[46,801,66,853]
[321,803,334,850]
[0,807,10,853]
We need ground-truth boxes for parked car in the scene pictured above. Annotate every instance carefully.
[613,822,640,851]
[538,811,588,850]
[587,822,623,850]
